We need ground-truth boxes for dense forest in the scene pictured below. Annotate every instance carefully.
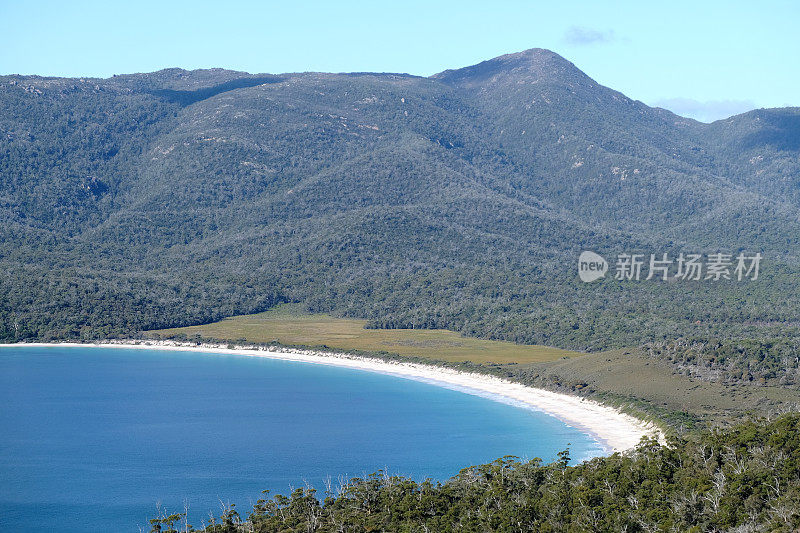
[148,414,800,532]
[1,49,799,351]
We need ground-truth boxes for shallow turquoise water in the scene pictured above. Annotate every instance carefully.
[0,346,604,532]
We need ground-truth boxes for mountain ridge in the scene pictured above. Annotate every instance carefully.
[1,48,798,348]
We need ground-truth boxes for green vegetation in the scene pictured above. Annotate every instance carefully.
[645,338,800,388]
[150,414,800,532]
[1,49,799,352]
[153,305,576,363]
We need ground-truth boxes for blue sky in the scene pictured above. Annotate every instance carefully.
[1,0,797,122]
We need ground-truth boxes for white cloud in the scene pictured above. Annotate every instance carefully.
[563,26,616,46]
[652,97,757,123]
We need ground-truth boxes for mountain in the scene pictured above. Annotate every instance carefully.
[1,49,798,349]
[435,49,800,250]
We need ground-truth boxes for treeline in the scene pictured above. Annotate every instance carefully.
[646,338,800,388]
[147,414,800,532]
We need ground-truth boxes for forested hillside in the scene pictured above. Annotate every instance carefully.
[1,49,799,350]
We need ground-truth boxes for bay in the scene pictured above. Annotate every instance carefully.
[0,346,604,532]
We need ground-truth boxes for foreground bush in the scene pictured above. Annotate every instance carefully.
[150,414,800,532]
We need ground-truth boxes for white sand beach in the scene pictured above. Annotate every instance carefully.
[3,340,661,453]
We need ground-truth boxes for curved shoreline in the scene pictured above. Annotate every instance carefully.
[1,340,661,454]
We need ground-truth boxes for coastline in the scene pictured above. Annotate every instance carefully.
[0,340,661,454]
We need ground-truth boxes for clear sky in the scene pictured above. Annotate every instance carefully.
[1,0,797,122]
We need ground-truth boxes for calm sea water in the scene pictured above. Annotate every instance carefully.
[0,346,604,532]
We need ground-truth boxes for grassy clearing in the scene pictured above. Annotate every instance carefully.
[152,305,800,430]
[519,348,800,429]
[152,305,579,364]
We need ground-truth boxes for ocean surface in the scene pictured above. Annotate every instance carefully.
[0,346,605,532]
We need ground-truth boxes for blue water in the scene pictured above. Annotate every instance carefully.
[0,346,604,532]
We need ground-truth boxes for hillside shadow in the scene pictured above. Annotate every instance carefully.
[741,112,800,151]
[151,75,284,106]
